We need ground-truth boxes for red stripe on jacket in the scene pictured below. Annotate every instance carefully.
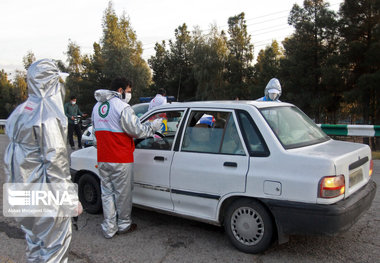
[95,130,135,163]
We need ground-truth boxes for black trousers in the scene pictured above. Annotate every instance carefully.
[68,123,82,148]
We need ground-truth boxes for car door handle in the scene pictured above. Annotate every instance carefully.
[154,156,165,161]
[224,162,237,167]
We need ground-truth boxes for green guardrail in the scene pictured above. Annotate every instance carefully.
[318,124,380,137]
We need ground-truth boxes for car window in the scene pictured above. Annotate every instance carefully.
[260,106,329,149]
[135,110,184,150]
[131,103,149,118]
[220,114,245,155]
[181,110,245,155]
[237,110,269,157]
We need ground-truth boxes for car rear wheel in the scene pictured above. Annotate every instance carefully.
[78,173,102,214]
[224,199,274,253]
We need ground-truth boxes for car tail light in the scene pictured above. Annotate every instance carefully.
[369,160,373,177]
[319,175,345,198]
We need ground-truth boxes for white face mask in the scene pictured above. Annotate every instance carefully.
[124,92,132,103]
[71,100,76,105]
[268,92,279,101]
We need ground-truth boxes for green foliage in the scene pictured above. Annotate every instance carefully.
[0,70,14,118]
[12,71,28,103]
[191,26,229,100]
[22,51,36,70]
[225,12,254,99]
[281,0,340,123]
[338,0,380,124]
[2,0,379,127]
[148,41,170,94]
[148,13,254,101]
[100,2,151,104]
[253,40,283,99]
[62,1,152,111]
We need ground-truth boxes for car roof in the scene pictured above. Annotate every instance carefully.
[150,100,293,110]
[131,102,149,107]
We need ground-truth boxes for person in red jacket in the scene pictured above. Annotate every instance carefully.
[92,77,162,239]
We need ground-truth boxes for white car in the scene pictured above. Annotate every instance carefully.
[70,101,376,253]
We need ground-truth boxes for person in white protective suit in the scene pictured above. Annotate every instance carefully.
[148,88,167,110]
[257,78,282,102]
[4,59,82,262]
[92,77,162,239]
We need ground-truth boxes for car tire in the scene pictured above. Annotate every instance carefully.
[78,173,102,214]
[224,198,274,254]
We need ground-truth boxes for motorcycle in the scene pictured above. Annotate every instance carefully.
[73,115,92,133]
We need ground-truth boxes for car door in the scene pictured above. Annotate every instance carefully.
[170,109,249,221]
[133,109,186,211]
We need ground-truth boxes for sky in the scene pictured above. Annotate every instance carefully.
[0,0,343,78]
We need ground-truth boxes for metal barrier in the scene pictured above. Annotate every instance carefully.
[317,124,380,137]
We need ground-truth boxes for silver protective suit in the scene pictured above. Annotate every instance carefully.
[257,78,282,101]
[92,89,159,238]
[4,59,77,262]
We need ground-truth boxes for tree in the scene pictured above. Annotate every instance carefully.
[84,42,107,90]
[101,2,151,103]
[148,41,170,93]
[0,70,16,118]
[167,23,195,101]
[338,0,380,125]
[12,70,28,103]
[66,40,84,76]
[191,25,229,100]
[65,40,84,102]
[22,51,36,70]
[253,40,283,99]
[225,12,254,99]
[281,0,340,123]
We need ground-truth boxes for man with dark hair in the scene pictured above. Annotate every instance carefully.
[148,88,167,110]
[64,95,87,149]
[110,77,133,93]
[92,77,162,239]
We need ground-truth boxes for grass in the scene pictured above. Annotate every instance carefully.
[373,152,380,160]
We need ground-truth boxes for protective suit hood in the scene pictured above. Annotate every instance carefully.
[6,59,68,141]
[27,59,68,98]
[95,89,120,103]
[264,78,282,100]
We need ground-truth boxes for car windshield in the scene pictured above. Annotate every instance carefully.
[260,106,329,149]
[132,103,149,118]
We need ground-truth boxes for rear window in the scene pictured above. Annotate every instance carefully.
[260,106,329,149]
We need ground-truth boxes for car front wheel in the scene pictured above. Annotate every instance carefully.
[224,198,274,253]
[78,173,102,214]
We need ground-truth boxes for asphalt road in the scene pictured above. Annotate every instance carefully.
[0,134,379,263]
